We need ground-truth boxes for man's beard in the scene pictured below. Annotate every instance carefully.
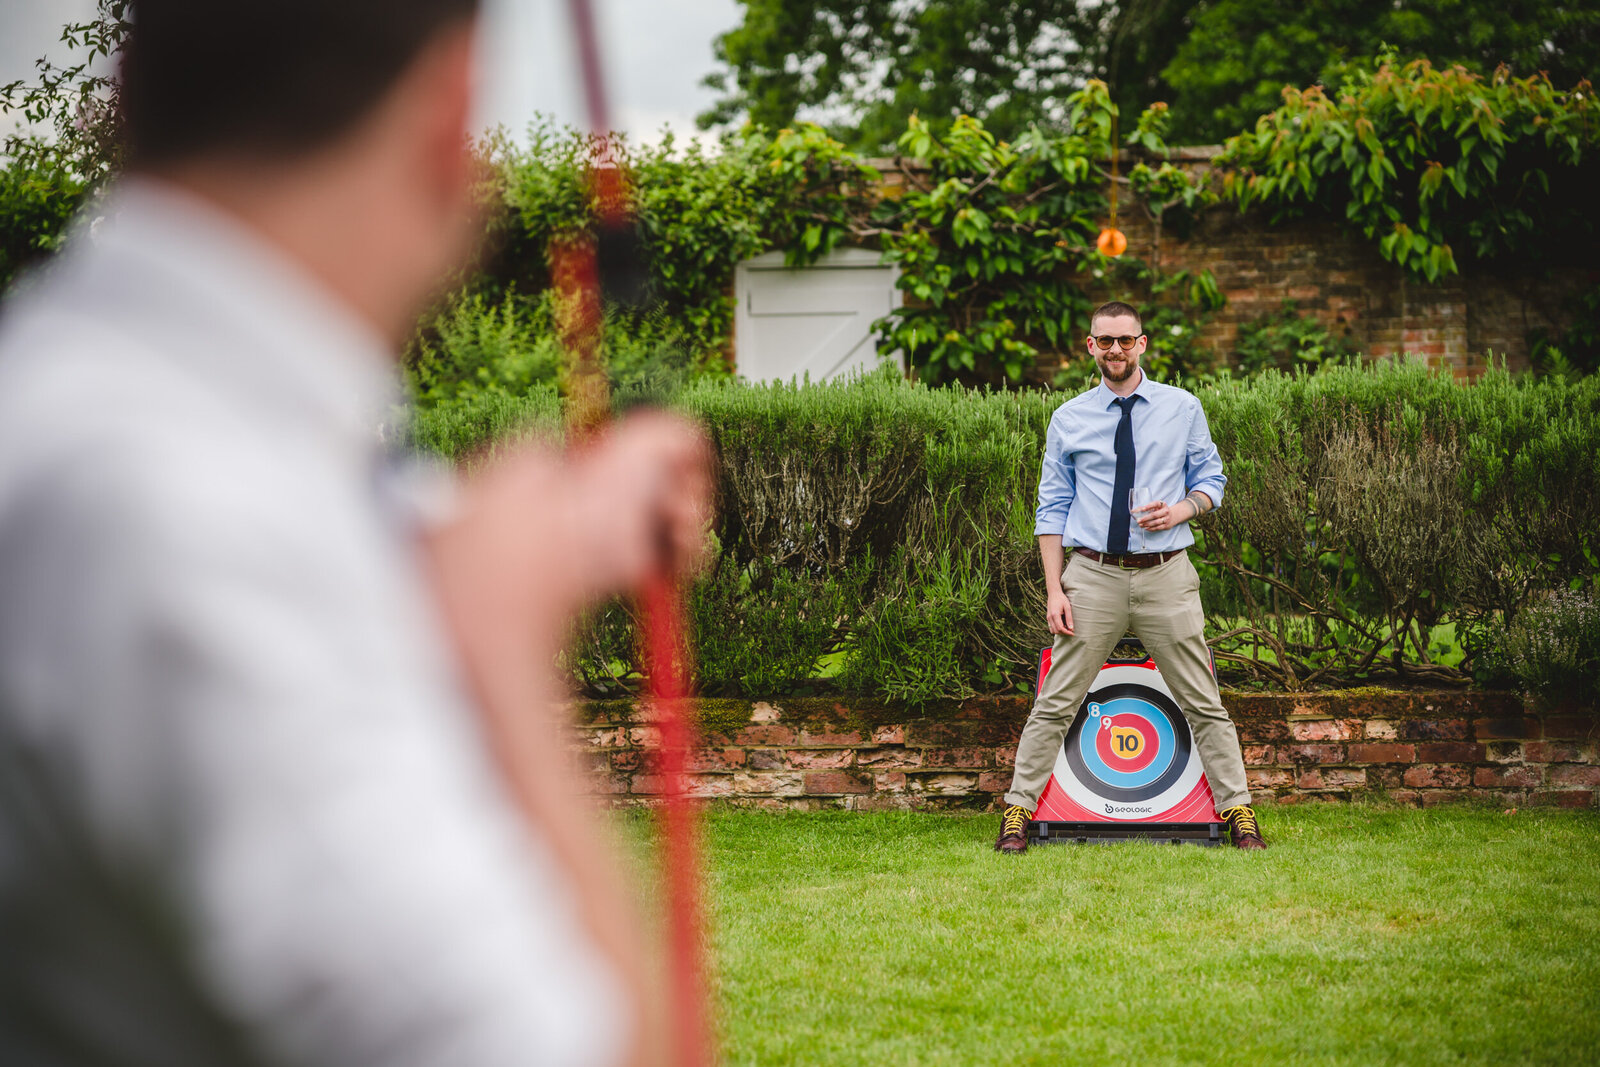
[1097,353,1138,382]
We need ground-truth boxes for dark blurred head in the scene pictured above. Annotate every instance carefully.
[121,0,480,167]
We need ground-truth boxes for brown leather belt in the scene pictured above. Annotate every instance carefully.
[1075,547,1184,569]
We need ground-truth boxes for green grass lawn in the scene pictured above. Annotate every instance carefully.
[688,804,1600,1066]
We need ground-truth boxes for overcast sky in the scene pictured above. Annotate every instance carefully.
[2,0,743,147]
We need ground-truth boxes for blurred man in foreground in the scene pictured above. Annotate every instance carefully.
[0,2,707,1064]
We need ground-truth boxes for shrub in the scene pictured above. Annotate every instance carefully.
[1490,590,1600,711]
[411,356,1599,701]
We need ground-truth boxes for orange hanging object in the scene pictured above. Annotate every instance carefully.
[1097,227,1128,257]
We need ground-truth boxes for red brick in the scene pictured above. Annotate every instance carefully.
[993,748,1016,768]
[856,747,924,769]
[686,775,737,798]
[1530,790,1595,808]
[1541,716,1597,740]
[804,771,871,795]
[585,727,628,747]
[1550,765,1600,788]
[1420,790,1472,807]
[977,771,1012,792]
[1237,722,1292,744]
[589,774,629,796]
[1416,742,1485,762]
[630,774,668,795]
[1285,743,1345,763]
[873,772,908,793]
[1397,720,1469,741]
[1474,766,1542,789]
[906,772,980,795]
[1387,790,1424,807]
[1348,743,1416,763]
[611,750,645,772]
[1404,765,1471,788]
[922,747,990,768]
[1247,768,1294,789]
[870,724,906,744]
[1485,742,1525,764]
[626,726,663,747]
[788,749,855,769]
[1241,744,1276,764]
[732,771,804,796]
[1298,767,1368,790]
[1473,717,1542,741]
[1363,720,1398,740]
[1373,766,1407,789]
[1524,742,1589,763]
[1290,719,1357,741]
[686,747,747,771]
[733,725,796,746]
[797,728,864,747]
[748,701,782,723]
[745,749,785,770]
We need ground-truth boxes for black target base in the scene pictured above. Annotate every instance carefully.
[1028,819,1225,847]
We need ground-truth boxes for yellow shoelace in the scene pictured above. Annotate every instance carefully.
[1221,805,1260,837]
[1002,806,1029,836]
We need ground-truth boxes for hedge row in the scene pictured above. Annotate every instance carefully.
[403,360,1600,702]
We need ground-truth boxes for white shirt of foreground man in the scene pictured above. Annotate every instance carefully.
[0,181,629,1067]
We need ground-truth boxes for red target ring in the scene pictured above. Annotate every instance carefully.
[1094,713,1159,773]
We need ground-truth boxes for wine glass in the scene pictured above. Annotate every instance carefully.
[1129,487,1155,552]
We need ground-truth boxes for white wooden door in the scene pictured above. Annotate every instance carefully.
[733,248,903,383]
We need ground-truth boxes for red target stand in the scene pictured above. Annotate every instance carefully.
[1027,637,1226,846]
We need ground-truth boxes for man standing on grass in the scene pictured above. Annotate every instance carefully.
[0,1,708,1064]
[995,301,1266,853]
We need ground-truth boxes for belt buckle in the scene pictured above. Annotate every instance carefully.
[1117,552,1138,571]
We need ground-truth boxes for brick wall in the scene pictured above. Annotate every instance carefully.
[572,691,1598,811]
[872,150,1594,380]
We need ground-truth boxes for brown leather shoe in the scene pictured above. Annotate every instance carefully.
[1219,804,1268,850]
[995,805,1030,853]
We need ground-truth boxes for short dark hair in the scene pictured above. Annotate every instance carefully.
[121,0,480,166]
[1089,301,1143,333]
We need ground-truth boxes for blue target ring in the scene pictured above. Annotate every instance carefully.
[1078,700,1176,788]
[1063,682,1192,803]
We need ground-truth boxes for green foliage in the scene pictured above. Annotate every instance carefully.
[428,363,1600,701]
[699,0,1103,152]
[1218,55,1599,282]
[1483,590,1600,711]
[693,556,866,695]
[1234,301,1360,375]
[400,386,562,466]
[0,154,85,289]
[1529,283,1600,379]
[486,121,875,372]
[0,0,128,291]
[854,96,1220,386]
[1197,358,1600,688]
[1162,0,1600,144]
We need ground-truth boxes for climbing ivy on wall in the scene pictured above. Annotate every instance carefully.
[1218,54,1598,282]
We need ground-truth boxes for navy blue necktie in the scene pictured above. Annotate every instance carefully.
[1107,396,1137,554]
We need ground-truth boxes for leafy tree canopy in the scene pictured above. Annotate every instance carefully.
[1164,0,1600,143]
[701,0,1600,149]
[698,0,1108,152]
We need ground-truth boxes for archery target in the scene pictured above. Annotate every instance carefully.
[1032,650,1219,823]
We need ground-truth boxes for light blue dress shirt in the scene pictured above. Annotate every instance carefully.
[1034,372,1227,552]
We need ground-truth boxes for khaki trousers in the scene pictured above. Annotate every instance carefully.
[1004,549,1252,813]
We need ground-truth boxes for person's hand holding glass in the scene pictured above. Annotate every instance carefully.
[1129,487,1155,552]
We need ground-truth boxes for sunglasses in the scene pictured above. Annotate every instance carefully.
[1090,335,1142,351]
